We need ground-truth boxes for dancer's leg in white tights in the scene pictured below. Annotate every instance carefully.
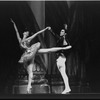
[57,56,71,94]
[27,64,34,94]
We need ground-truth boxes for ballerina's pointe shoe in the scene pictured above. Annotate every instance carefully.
[63,45,72,50]
[27,86,32,94]
[27,90,31,94]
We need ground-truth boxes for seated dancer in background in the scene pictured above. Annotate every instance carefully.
[50,24,71,94]
[11,19,71,94]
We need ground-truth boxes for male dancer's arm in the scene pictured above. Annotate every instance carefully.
[65,35,71,46]
[49,29,60,40]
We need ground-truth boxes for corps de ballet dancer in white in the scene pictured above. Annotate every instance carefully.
[11,19,71,94]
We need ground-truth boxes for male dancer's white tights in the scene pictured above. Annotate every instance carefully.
[56,56,71,94]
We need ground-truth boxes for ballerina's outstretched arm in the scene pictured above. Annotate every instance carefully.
[22,27,51,42]
[11,18,51,44]
[11,19,21,44]
[11,19,28,49]
[38,45,72,53]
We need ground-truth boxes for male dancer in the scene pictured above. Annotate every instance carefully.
[50,24,71,94]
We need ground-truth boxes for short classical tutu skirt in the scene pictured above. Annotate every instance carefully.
[19,42,40,63]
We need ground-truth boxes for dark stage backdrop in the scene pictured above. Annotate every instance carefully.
[0,1,100,94]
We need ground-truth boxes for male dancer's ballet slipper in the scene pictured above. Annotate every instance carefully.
[62,89,71,94]
[62,92,70,94]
